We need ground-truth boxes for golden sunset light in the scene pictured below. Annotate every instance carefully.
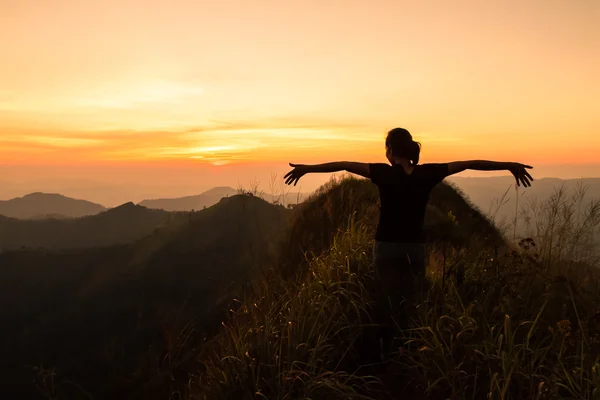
[4,3,600,395]
[1,0,599,196]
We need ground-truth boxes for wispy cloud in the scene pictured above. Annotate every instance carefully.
[0,118,380,165]
[0,80,205,113]
[1,134,104,147]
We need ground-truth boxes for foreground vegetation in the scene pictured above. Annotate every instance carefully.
[6,176,600,399]
[192,177,600,399]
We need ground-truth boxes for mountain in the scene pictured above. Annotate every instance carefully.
[0,178,213,207]
[0,202,188,251]
[0,178,508,399]
[198,178,508,399]
[197,179,600,400]
[449,176,600,211]
[0,194,289,398]
[139,186,309,211]
[448,176,600,231]
[138,186,237,211]
[3,175,596,399]
[0,192,106,219]
[263,191,309,206]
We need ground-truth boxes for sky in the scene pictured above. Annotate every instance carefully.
[1,0,599,203]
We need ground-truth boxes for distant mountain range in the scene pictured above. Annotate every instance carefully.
[0,192,106,219]
[139,186,308,211]
[0,187,309,219]
[448,176,600,235]
[2,176,598,248]
[0,202,189,251]
[138,186,238,211]
[449,176,600,213]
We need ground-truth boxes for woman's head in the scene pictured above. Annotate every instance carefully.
[385,128,421,165]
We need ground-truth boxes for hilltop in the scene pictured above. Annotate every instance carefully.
[138,186,238,211]
[282,177,503,271]
[139,186,309,211]
[196,177,600,400]
[0,192,106,219]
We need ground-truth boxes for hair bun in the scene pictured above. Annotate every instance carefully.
[386,128,421,165]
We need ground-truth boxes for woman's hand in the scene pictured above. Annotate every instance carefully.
[509,163,534,187]
[284,163,311,186]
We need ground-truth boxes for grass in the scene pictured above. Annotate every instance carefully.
[193,214,384,399]
[17,176,600,399]
[395,250,600,399]
[187,177,600,400]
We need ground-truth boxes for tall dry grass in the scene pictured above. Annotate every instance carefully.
[192,179,600,399]
[193,215,384,399]
[394,183,600,399]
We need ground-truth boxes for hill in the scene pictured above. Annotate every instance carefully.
[0,202,188,251]
[196,177,510,398]
[281,177,503,274]
[138,186,237,211]
[0,194,290,399]
[10,176,594,399]
[0,192,106,219]
[195,177,600,400]
[139,186,309,211]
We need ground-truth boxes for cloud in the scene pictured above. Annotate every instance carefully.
[0,80,205,113]
[1,134,104,147]
[0,117,381,165]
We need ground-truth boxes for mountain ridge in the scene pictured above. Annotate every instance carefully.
[0,202,188,251]
[0,192,107,219]
[138,186,237,211]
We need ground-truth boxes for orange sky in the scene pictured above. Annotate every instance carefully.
[1,0,599,198]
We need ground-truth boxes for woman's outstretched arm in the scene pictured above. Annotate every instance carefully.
[447,161,534,187]
[284,162,370,186]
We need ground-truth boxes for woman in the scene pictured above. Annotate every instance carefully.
[285,127,533,311]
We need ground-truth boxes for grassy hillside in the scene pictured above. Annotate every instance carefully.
[5,176,600,399]
[0,202,189,250]
[0,195,289,399]
[0,192,106,219]
[193,177,600,399]
[281,177,502,276]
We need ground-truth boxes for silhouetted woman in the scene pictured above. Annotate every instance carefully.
[285,128,533,311]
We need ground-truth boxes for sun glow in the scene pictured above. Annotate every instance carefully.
[0,0,598,174]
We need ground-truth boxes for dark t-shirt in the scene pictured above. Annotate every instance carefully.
[369,163,449,243]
